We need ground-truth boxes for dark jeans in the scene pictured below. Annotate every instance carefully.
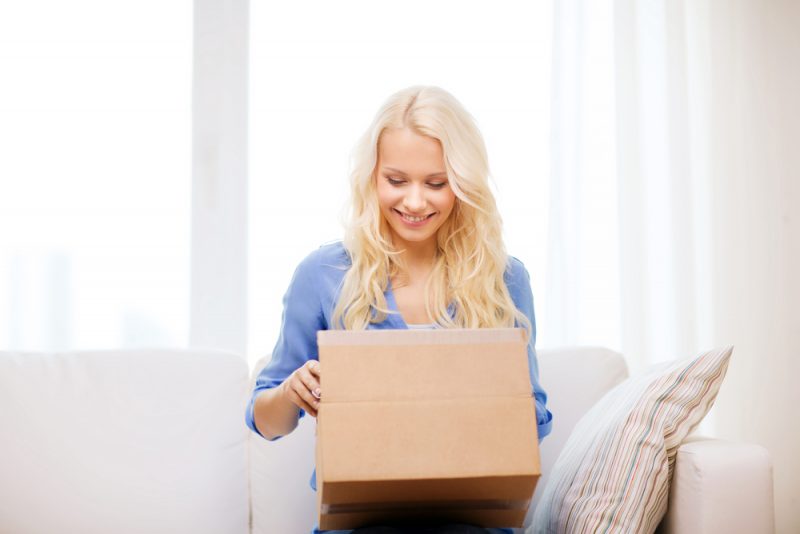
[351,524,491,533]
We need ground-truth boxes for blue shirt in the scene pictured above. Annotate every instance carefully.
[245,241,553,534]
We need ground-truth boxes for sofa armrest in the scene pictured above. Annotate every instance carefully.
[657,436,774,534]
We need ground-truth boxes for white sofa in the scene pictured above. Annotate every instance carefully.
[0,347,774,533]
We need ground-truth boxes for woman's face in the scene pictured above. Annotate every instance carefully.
[375,127,457,253]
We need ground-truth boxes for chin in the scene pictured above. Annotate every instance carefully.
[389,226,436,244]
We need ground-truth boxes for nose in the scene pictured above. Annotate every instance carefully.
[402,184,427,213]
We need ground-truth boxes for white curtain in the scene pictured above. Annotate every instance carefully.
[546,0,709,369]
[544,0,620,354]
[547,0,799,531]
[614,0,714,370]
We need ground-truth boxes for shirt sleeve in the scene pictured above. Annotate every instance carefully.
[245,250,326,440]
[507,258,553,443]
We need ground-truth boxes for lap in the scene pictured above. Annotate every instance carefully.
[350,524,491,534]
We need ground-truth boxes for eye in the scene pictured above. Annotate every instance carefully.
[385,176,405,186]
[428,182,447,189]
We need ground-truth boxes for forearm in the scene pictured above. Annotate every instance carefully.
[252,382,301,440]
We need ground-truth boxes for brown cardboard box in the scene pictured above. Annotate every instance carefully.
[315,328,540,530]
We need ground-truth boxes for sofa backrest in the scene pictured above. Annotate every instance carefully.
[247,346,629,533]
[0,349,250,534]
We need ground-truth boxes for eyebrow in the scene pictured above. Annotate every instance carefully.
[382,167,448,178]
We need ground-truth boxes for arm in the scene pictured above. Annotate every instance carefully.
[659,436,774,533]
[251,381,301,441]
[506,257,553,442]
[245,250,326,441]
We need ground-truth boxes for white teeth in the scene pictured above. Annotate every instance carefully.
[401,212,429,222]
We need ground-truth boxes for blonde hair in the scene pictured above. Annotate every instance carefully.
[332,85,531,338]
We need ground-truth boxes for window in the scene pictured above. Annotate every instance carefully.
[0,1,192,350]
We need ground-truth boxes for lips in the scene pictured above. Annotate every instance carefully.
[392,208,439,228]
[393,209,436,223]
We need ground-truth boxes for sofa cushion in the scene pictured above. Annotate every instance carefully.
[0,350,249,534]
[530,346,732,534]
[248,354,318,534]
[527,347,629,525]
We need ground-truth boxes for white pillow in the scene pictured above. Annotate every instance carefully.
[531,346,733,534]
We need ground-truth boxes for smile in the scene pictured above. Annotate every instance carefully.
[393,209,436,225]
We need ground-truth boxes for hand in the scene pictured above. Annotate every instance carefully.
[282,359,322,418]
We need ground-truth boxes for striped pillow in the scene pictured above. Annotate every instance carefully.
[531,346,733,534]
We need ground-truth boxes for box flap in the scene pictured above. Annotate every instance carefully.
[317,328,532,403]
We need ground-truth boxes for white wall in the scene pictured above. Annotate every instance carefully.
[705,1,800,532]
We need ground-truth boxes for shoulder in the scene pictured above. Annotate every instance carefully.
[504,254,535,320]
[296,240,351,273]
[296,241,351,322]
[504,255,531,288]
[292,241,351,303]
[283,241,350,318]
[303,240,351,270]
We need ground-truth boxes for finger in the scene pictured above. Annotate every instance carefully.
[301,373,322,402]
[307,359,321,378]
[284,374,314,412]
[290,377,320,416]
[303,361,322,399]
[290,388,317,417]
[302,373,321,399]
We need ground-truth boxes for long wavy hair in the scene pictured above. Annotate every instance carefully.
[331,85,531,338]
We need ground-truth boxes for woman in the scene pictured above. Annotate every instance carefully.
[245,85,553,534]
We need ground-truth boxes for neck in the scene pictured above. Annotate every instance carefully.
[390,234,438,284]
[404,245,437,270]
[396,237,436,265]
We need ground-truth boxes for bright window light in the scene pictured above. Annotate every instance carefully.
[0,1,192,350]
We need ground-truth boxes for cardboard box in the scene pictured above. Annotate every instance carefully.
[315,328,540,530]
